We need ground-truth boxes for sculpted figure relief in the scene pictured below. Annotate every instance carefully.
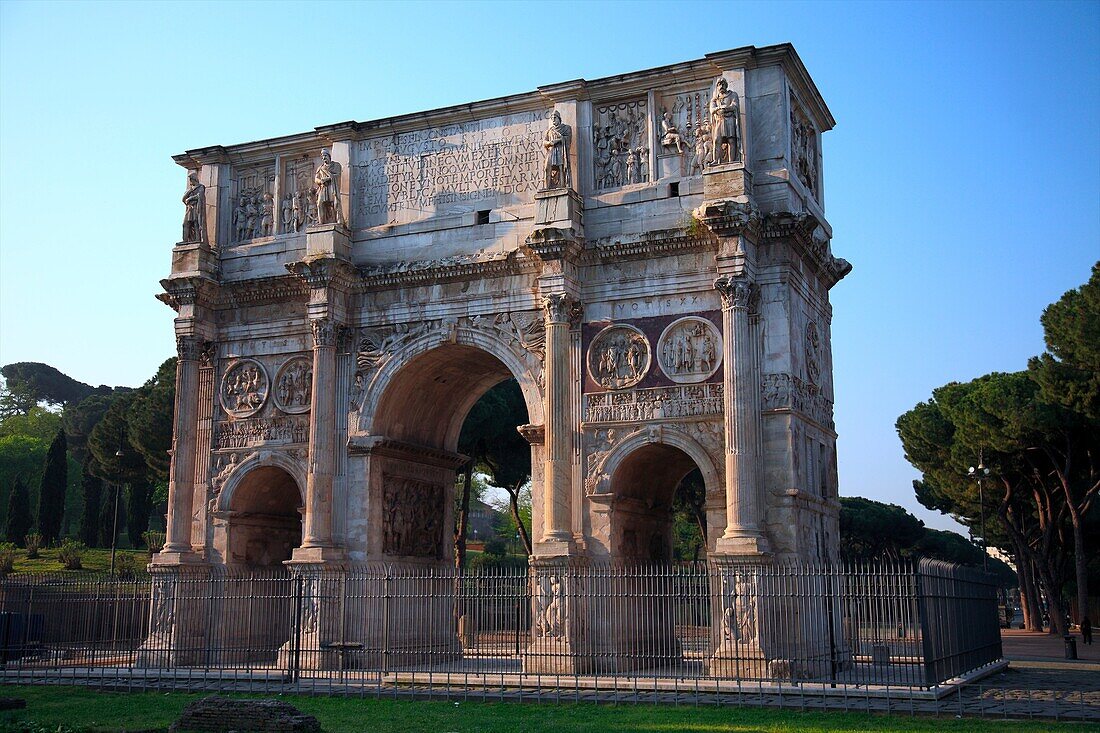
[659,109,684,154]
[273,357,312,414]
[220,359,269,418]
[587,325,650,390]
[593,100,648,189]
[181,172,206,243]
[708,77,742,165]
[535,574,564,638]
[657,318,722,383]
[382,476,444,558]
[313,149,343,226]
[541,111,572,189]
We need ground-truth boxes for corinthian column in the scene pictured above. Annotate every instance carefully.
[541,293,575,547]
[301,317,338,550]
[714,275,770,556]
[162,335,203,557]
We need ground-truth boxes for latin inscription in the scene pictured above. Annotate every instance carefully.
[353,110,550,227]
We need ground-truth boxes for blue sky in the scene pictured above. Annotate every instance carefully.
[1,1,1097,533]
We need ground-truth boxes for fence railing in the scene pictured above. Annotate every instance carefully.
[0,560,1001,694]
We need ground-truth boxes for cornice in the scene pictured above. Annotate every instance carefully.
[214,274,308,308]
[581,228,715,265]
[694,199,761,240]
[356,249,539,291]
[285,257,359,291]
[523,227,584,263]
[761,212,851,289]
[157,275,219,312]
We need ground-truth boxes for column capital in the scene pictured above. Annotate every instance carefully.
[175,335,207,362]
[310,317,339,348]
[714,274,755,310]
[543,293,581,325]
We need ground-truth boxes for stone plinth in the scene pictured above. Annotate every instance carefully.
[305,223,351,260]
[702,164,753,203]
[535,187,583,231]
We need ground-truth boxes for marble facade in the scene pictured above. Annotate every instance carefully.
[152,44,850,675]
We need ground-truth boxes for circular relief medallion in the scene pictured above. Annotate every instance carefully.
[273,356,313,414]
[587,324,651,390]
[657,317,723,384]
[220,358,269,418]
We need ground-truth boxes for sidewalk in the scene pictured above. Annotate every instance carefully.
[1001,628,1100,670]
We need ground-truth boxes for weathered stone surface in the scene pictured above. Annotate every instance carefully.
[170,695,320,733]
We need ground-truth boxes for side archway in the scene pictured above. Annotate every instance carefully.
[215,451,306,568]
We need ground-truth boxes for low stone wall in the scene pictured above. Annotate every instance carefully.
[170,695,320,733]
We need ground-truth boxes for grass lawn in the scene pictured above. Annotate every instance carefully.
[6,547,150,576]
[0,685,1087,733]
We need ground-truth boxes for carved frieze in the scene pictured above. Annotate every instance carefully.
[382,475,444,558]
[220,359,269,418]
[534,573,565,638]
[790,101,819,198]
[213,415,309,449]
[656,88,712,178]
[230,164,276,243]
[761,372,834,429]
[587,324,650,390]
[593,99,648,189]
[273,356,312,414]
[804,321,822,387]
[657,317,722,384]
[352,110,548,228]
[282,154,319,233]
[583,383,723,423]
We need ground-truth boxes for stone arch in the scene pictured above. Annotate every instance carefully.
[216,452,305,569]
[589,424,722,503]
[357,324,544,449]
[216,450,306,515]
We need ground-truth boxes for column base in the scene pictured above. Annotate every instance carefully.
[150,549,205,566]
[288,545,347,564]
[714,533,771,557]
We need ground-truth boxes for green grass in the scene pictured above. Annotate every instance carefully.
[5,547,149,575]
[0,685,1086,733]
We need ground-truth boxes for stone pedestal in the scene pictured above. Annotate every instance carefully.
[305,224,351,260]
[706,559,769,679]
[534,188,583,231]
[702,163,753,203]
[523,559,590,674]
[136,563,211,668]
[169,241,219,279]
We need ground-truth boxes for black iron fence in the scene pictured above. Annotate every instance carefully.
[0,560,1001,695]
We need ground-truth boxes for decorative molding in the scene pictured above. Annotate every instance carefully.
[543,293,577,324]
[310,318,338,348]
[348,435,468,470]
[356,249,540,290]
[286,258,358,291]
[693,199,760,239]
[761,213,851,288]
[213,415,309,449]
[176,335,205,362]
[583,383,723,423]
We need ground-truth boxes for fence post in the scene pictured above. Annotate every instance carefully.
[914,563,935,687]
[290,574,303,682]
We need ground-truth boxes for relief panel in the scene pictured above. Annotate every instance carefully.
[592,99,649,190]
[230,164,277,243]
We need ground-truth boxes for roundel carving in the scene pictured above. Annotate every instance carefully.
[273,356,313,414]
[586,324,650,390]
[220,358,269,418]
[657,317,723,384]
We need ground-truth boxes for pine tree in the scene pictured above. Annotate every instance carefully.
[36,429,68,543]
[126,479,152,548]
[78,455,103,547]
[4,477,32,544]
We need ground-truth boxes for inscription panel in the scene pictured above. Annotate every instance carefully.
[353,110,550,228]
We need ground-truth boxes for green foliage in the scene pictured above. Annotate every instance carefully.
[1029,261,1100,420]
[57,538,85,570]
[125,358,176,482]
[23,532,41,559]
[0,362,101,410]
[35,428,68,543]
[125,479,153,547]
[0,434,46,527]
[63,392,119,462]
[115,552,139,579]
[78,454,103,547]
[466,552,528,572]
[4,476,32,544]
[0,405,62,441]
[0,542,15,573]
[142,530,166,555]
[672,469,707,561]
[839,496,926,562]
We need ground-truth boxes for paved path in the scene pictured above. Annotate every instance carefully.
[1001,628,1100,664]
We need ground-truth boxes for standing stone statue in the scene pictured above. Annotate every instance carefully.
[708,77,742,165]
[181,172,206,243]
[541,111,572,190]
[313,149,343,226]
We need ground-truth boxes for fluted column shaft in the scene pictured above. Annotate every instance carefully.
[302,318,337,548]
[164,336,202,553]
[542,294,574,542]
[715,275,768,550]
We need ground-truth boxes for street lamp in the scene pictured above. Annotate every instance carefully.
[111,447,124,576]
[968,462,991,571]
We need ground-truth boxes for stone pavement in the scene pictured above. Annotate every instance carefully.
[1001,628,1100,665]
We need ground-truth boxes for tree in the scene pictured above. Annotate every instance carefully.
[126,358,175,482]
[78,455,103,547]
[672,469,707,561]
[63,393,119,464]
[0,435,47,528]
[457,379,533,557]
[4,477,32,545]
[839,497,926,562]
[0,362,104,414]
[36,429,68,543]
[126,479,154,548]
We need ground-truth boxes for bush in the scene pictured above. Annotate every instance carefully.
[483,538,508,557]
[24,532,42,559]
[467,552,528,572]
[142,530,166,556]
[57,538,86,570]
[0,542,17,573]
[115,553,139,579]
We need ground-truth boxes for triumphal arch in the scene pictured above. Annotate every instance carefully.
[153,44,850,675]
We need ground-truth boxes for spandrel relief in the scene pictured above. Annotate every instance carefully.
[586,324,650,390]
[791,101,819,198]
[273,356,312,414]
[219,359,269,418]
[655,88,711,178]
[230,164,276,243]
[657,317,722,384]
[593,99,648,189]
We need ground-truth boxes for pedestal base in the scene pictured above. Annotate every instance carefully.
[714,533,771,557]
[701,163,752,202]
[305,224,351,259]
[534,188,583,230]
[288,545,347,565]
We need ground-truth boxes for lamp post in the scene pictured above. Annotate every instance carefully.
[968,462,991,572]
[110,448,124,576]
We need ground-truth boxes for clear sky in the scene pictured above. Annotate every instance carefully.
[1,1,1097,533]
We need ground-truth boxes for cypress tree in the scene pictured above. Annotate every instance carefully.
[99,483,120,548]
[126,479,152,548]
[5,477,32,545]
[78,455,103,547]
[36,429,68,543]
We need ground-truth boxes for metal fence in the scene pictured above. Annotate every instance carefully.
[0,560,1002,697]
